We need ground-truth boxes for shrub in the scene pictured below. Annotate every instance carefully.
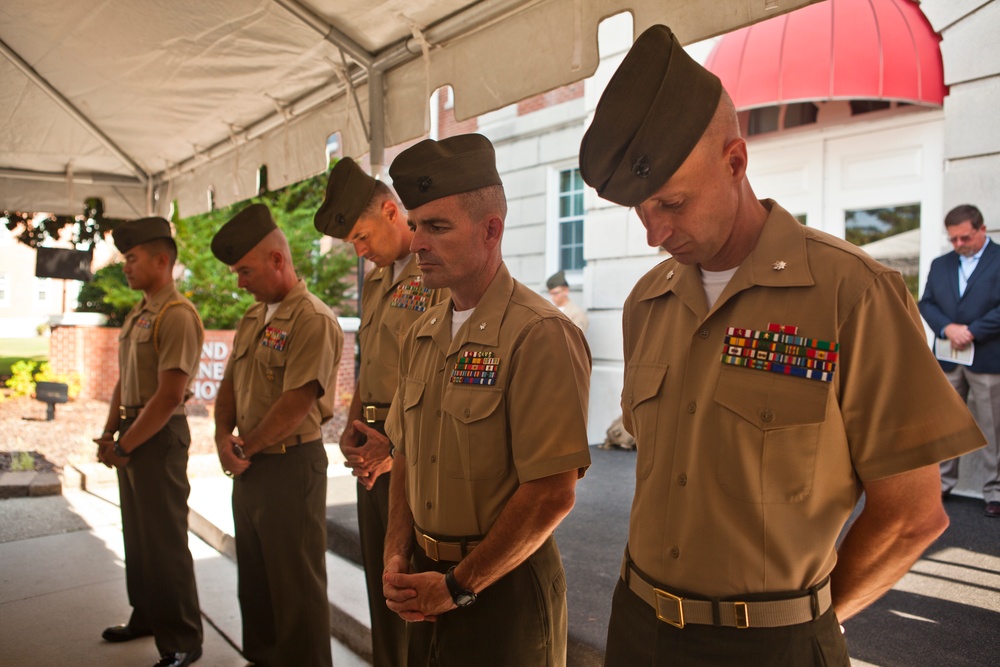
[10,452,35,472]
[4,360,81,399]
[6,360,38,397]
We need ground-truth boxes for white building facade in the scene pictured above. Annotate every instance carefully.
[467,1,1000,448]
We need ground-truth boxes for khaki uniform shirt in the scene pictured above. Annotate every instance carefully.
[226,279,343,440]
[118,283,203,406]
[560,298,589,333]
[622,200,984,597]
[386,263,592,537]
[358,256,447,406]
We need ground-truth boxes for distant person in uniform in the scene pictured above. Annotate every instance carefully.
[546,270,589,332]
[379,133,593,666]
[95,216,204,667]
[578,25,985,665]
[919,203,1000,517]
[211,203,343,667]
[314,157,447,665]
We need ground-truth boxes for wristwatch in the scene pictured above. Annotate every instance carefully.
[444,565,477,607]
[113,441,131,458]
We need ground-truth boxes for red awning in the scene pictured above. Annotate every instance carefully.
[704,0,946,111]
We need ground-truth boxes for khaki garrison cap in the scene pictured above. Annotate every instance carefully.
[314,157,378,239]
[211,203,278,265]
[112,217,175,253]
[579,24,722,207]
[389,133,502,210]
[546,271,569,290]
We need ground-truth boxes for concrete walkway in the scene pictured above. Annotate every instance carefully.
[0,448,368,667]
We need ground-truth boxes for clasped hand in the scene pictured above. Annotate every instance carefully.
[340,420,392,490]
[382,554,455,622]
[216,433,251,478]
[93,433,127,468]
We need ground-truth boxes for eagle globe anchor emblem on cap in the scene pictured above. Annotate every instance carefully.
[631,155,651,178]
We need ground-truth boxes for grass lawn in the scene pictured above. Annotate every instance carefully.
[0,337,49,376]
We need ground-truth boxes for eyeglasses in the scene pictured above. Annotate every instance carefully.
[949,231,983,245]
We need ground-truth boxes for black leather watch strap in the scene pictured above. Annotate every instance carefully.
[444,565,477,607]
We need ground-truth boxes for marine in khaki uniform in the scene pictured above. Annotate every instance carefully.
[95,217,204,667]
[379,134,592,667]
[314,157,446,666]
[546,270,588,332]
[211,204,342,667]
[579,25,986,665]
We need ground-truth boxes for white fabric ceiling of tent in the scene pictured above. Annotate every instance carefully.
[0,0,819,219]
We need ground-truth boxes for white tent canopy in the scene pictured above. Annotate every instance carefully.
[1,0,818,219]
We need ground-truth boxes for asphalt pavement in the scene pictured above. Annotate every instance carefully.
[329,446,1000,666]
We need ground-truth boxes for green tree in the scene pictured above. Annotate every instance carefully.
[845,205,920,246]
[3,198,125,249]
[76,263,136,327]
[11,168,356,331]
[175,163,357,329]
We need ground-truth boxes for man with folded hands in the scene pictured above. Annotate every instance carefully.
[580,24,985,665]
[212,203,342,667]
[378,133,592,666]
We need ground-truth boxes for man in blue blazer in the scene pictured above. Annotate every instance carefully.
[919,204,1000,517]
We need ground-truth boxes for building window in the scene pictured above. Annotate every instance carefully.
[34,277,50,306]
[0,273,9,307]
[744,102,818,136]
[846,203,921,298]
[784,102,818,129]
[850,100,892,116]
[558,167,585,271]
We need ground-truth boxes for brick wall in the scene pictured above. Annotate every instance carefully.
[516,81,584,116]
[49,326,119,402]
[49,326,357,411]
[438,88,479,138]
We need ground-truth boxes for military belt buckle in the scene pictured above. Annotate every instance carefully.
[423,534,440,561]
[734,601,750,629]
[119,405,126,420]
[654,588,685,628]
[364,405,377,423]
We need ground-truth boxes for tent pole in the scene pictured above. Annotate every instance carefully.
[369,69,386,178]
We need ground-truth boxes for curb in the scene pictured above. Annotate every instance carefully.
[0,470,62,499]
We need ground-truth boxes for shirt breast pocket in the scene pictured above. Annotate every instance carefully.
[713,366,830,503]
[623,363,668,480]
[401,378,426,466]
[442,387,507,480]
[130,326,154,345]
[253,341,286,398]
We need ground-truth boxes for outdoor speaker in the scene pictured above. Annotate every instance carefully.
[35,247,93,282]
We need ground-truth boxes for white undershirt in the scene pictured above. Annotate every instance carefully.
[451,307,474,339]
[701,266,739,308]
[264,302,280,324]
[392,255,411,282]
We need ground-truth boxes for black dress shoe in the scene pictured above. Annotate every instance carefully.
[153,647,202,667]
[102,623,153,643]
[985,501,1000,518]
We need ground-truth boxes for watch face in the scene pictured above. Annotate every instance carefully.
[445,567,477,607]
